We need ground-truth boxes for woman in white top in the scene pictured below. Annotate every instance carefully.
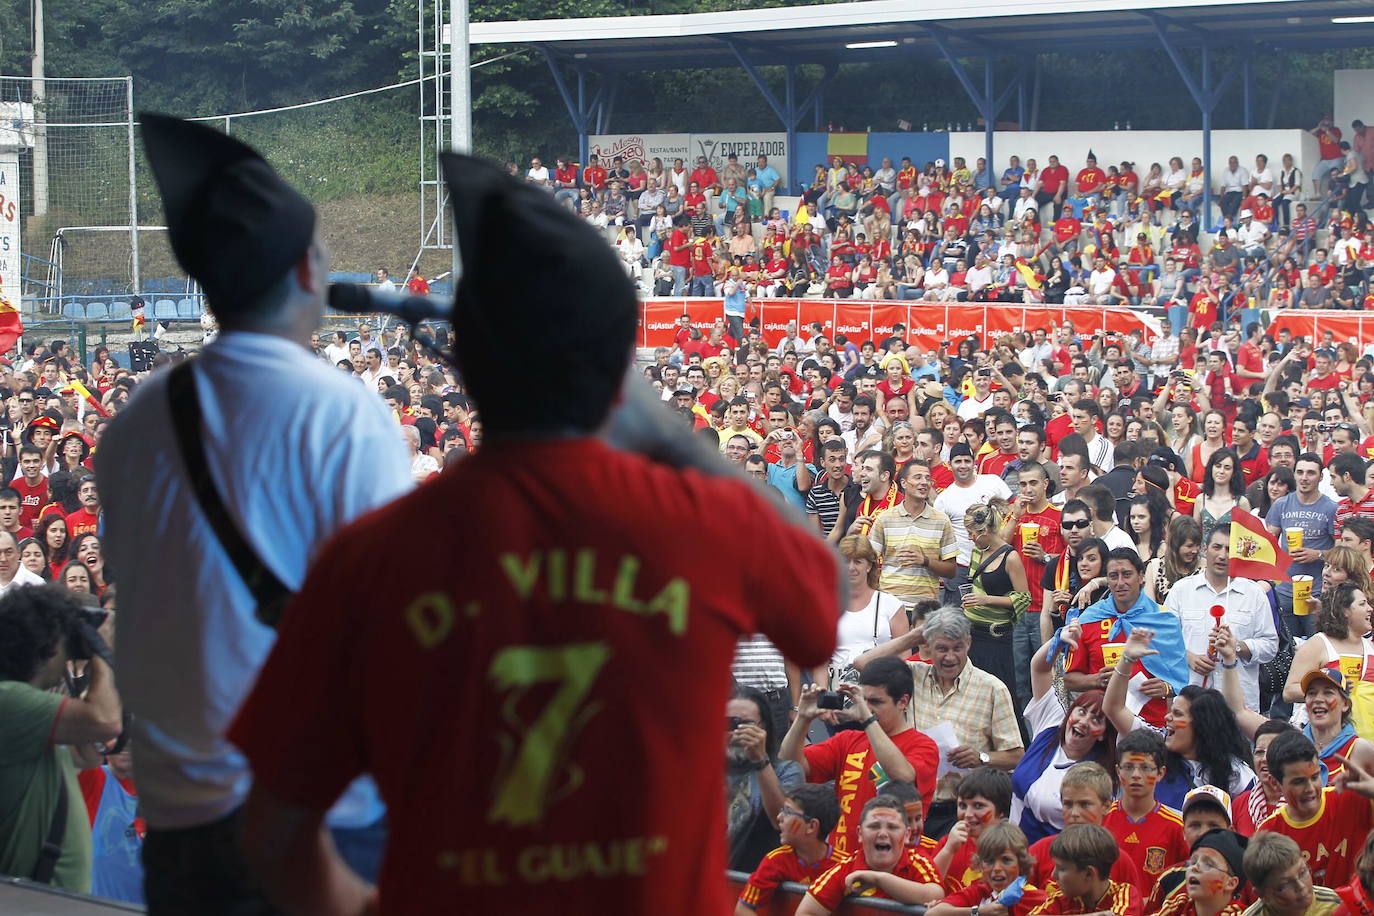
[821,534,910,685]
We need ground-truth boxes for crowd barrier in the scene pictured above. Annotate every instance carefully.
[726,870,925,914]
[640,298,1162,351]
[1266,308,1374,346]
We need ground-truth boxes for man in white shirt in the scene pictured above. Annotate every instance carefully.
[1079,484,1136,552]
[98,114,413,909]
[0,530,44,594]
[957,368,996,420]
[1019,326,1053,370]
[1249,154,1274,197]
[1164,525,1278,712]
[322,331,350,365]
[1085,257,1119,305]
[525,156,551,187]
[934,442,1011,602]
[828,382,857,433]
[1217,156,1251,221]
[1236,210,1271,259]
[374,268,397,294]
[1071,399,1114,473]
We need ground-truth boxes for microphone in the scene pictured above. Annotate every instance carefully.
[327,283,452,325]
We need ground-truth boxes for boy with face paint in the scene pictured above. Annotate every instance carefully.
[1104,730,1190,897]
[1257,731,1374,888]
[1154,829,1250,916]
[735,784,844,914]
[1031,762,1143,893]
[1030,823,1144,916]
[797,795,945,914]
[882,780,940,858]
[927,821,1049,916]
[1148,787,1238,913]
[935,767,1013,892]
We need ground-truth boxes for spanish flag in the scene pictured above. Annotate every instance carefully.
[0,290,23,355]
[132,301,146,333]
[65,379,108,418]
[1228,507,1291,581]
[1013,257,1043,290]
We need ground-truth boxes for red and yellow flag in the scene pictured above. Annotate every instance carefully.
[0,290,23,355]
[1229,508,1291,581]
[64,378,108,418]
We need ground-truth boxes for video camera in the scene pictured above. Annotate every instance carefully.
[66,607,114,669]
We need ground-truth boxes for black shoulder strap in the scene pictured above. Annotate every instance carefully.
[32,776,66,884]
[167,362,291,628]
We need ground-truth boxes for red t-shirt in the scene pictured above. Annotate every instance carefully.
[1316,126,1344,161]
[937,832,982,892]
[1029,834,1141,894]
[878,379,913,402]
[932,463,954,494]
[826,264,852,289]
[1257,788,1374,887]
[407,275,429,295]
[1054,218,1082,243]
[809,848,942,911]
[942,877,1049,916]
[739,843,845,909]
[1029,880,1143,916]
[668,228,691,268]
[1065,617,1168,727]
[1238,442,1271,487]
[803,728,939,859]
[554,165,578,188]
[582,165,607,189]
[1046,413,1074,460]
[690,167,718,190]
[691,239,715,277]
[1041,165,1070,195]
[228,438,837,915]
[1102,801,1188,897]
[1015,504,1065,614]
[12,476,47,528]
[1308,372,1342,391]
[978,450,1017,479]
[65,507,100,539]
[1076,168,1106,193]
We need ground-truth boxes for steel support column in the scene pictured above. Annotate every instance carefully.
[1241,51,1253,130]
[540,46,612,168]
[727,40,832,195]
[928,29,1024,177]
[1149,17,1238,227]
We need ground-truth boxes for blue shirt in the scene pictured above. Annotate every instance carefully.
[767,461,817,510]
[1001,166,1026,187]
[1266,491,1338,587]
[100,331,413,829]
[755,165,781,189]
[724,285,747,318]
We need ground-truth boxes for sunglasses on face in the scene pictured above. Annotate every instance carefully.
[1062,519,1092,530]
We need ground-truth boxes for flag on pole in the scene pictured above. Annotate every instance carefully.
[0,288,24,355]
[64,379,108,418]
[1228,507,1291,581]
[1013,257,1043,290]
[132,300,146,333]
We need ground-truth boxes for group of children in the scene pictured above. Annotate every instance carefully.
[736,720,1374,916]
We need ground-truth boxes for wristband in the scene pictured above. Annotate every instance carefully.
[860,714,879,729]
[1219,658,1240,669]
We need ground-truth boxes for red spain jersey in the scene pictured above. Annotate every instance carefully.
[936,832,981,892]
[1102,801,1188,896]
[1029,880,1143,916]
[932,463,954,494]
[1172,478,1200,518]
[738,843,844,910]
[1016,504,1065,615]
[1155,894,1246,916]
[978,449,1018,478]
[1258,788,1374,888]
[1029,834,1142,895]
[1064,619,1168,726]
[808,847,942,911]
[12,476,47,528]
[803,728,939,859]
[942,878,1049,916]
[228,438,838,915]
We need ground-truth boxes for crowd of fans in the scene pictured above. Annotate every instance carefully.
[692,310,1374,912]
[521,115,1374,318]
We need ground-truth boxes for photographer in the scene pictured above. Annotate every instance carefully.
[0,584,122,891]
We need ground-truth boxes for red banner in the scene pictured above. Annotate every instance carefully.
[640,299,1161,350]
[1267,309,1373,346]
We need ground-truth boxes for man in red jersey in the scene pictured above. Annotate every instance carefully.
[64,475,101,539]
[229,154,840,916]
[12,446,48,529]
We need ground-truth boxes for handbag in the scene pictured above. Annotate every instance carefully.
[167,363,292,628]
[1259,592,1295,711]
[830,594,885,687]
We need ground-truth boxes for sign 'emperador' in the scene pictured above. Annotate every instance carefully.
[229,154,840,914]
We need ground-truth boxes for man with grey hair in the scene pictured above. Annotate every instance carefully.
[854,606,1023,837]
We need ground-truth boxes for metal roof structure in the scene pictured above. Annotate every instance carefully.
[468,0,1374,219]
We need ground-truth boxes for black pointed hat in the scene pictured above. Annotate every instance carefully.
[139,113,316,311]
[439,153,637,432]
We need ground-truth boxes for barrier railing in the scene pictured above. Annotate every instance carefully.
[726,869,925,914]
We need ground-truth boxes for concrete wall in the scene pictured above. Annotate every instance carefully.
[1335,70,1374,141]
[948,129,1320,188]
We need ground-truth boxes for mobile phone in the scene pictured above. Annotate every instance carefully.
[726,716,745,731]
[817,692,848,711]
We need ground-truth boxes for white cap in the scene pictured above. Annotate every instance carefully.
[1240,209,1254,219]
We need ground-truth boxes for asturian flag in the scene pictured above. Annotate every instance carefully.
[1229,507,1291,581]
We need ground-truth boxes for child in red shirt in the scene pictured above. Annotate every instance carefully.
[1030,763,1142,893]
[800,795,944,914]
[927,821,1049,916]
[1029,824,1144,916]
[1103,731,1189,898]
[738,785,845,911]
[935,767,1012,892]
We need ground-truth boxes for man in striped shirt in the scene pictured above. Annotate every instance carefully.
[806,440,861,544]
[732,634,796,734]
[870,460,958,604]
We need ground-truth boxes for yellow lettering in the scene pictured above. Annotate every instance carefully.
[548,549,566,601]
[442,848,507,886]
[512,838,668,884]
[517,846,548,883]
[501,552,541,600]
[573,549,606,603]
[405,592,455,649]
[645,577,690,635]
[610,555,644,611]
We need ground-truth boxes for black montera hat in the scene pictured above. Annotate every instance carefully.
[139,113,316,312]
[439,152,637,432]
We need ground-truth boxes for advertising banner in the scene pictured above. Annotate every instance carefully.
[640,300,1159,349]
[588,133,788,180]
[1267,309,1374,346]
[0,151,18,307]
